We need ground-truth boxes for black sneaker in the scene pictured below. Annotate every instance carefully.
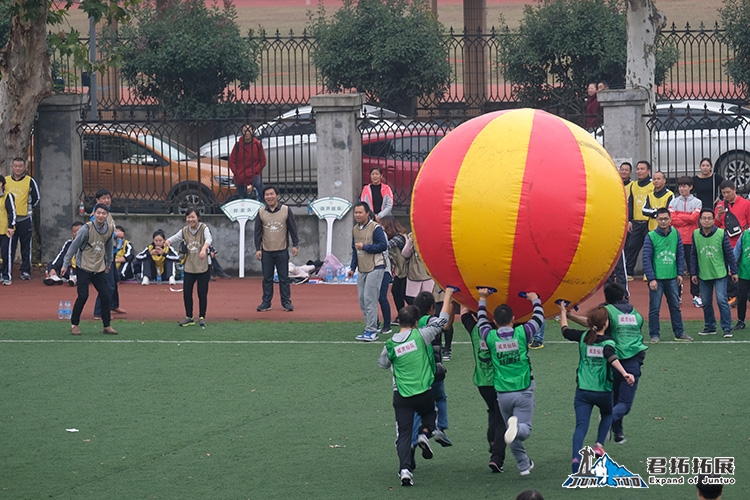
[179,317,195,327]
[734,320,746,330]
[698,328,716,336]
[21,272,31,281]
[256,303,272,312]
[613,432,627,444]
[283,304,294,312]
[442,348,451,361]
[432,429,453,447]
[529,340,544,349]
[198,317,206,328]
[489,461,504,473]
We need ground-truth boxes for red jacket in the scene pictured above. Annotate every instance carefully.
[229,136,266,186]
[715,195,750,247]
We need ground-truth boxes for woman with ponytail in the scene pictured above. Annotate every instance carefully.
[558,302,635,474]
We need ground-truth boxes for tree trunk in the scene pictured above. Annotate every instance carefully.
[0,1,53,175]
[625,0,665,108]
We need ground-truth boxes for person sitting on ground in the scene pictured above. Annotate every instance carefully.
[45,221,83,286]
[114,225,135,281]
[136,229,180,285]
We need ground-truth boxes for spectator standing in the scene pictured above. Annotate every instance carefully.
[254,186,299,312]
[714,180,750,248]
[62,204,117,335]
[642,171,674,231]
[229,124,266,200]
[167,208,212,327]
[380,215,408,315]
[0,175,17,285]
[691,208,738,338]
[692,158,724,210]
[584,83,601,129]
[669,176,703,307]
[477,288,545,476]
[92,189,125,317]
[45,222,83,286]
[360,166,394,222]
[349,201,388,341]
[5,157,40,281]
[619,162,633,193]
[642,208,692,342]
[624,161,654,278]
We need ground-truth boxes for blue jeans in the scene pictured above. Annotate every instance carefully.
[411,380,448,446]
[612,352,645,435]
[236,175,263,201]
[648,278,684,338]
[378,272,392,329]
[699,277,732,333]
[572,388,613,461]
[533,319,545,343]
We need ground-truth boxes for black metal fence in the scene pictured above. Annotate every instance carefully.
[644,101,750,190]
[52,23,744,116]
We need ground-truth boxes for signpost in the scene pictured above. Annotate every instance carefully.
[221,198,264,278]
[309,197,353,256]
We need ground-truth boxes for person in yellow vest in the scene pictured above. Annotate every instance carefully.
[642,172,674,231]
[254,185,299,312]
[5,157,40,281]
[348,201,388,341]
[377,287,455,487]
[167,208,213,327]
[0,175,18,285]
[61,204,117,335]
[623,161,654,278]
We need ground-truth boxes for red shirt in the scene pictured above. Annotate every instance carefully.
[229,136,266,186]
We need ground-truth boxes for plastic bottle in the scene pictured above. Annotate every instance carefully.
[58,300,65,320]
[326,267,333,283]
[337,266,345,283]
[306,197,313,216]
[157,273,162,284]
[78,198,85,216]
[64,300,72,320]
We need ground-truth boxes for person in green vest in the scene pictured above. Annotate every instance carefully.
[731,226,750,330]
[377,287,455,487]
[476,287,545,476]
[642,207,693,342]
[691,208,738,338]
[61,204,117,336]
[558,301,634,474]
[460,305,507,473]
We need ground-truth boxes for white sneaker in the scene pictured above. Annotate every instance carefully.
[399,468,413,486]
[169,276,176,285]
[504,416,518,444]
[417,433,433,459]
[141,276,150,286]
[520,460,535,476]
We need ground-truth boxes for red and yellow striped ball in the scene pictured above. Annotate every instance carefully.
[410,109,627,321]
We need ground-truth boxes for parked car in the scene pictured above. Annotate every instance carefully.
[648,100,750,190]
[198,105,406,197]
[81,124,235,214]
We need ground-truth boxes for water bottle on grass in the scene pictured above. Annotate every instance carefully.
[64,300,72,319]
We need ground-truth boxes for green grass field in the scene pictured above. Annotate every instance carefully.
[1,320,747,499]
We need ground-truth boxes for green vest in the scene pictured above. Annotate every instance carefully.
[577,337,617,392]
[605,304,647,360]
[736,230,750,280]
[469,326,494,387]
[386,329,435,397]
[648,229,679,279]
[693,228,727,280]
[417,315,429,328]
[487,326,531,393]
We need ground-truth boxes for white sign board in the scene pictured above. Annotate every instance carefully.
[221,199,265,278]
[310,197,353,256]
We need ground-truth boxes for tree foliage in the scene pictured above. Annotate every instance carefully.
[0,0,11,49]
[114,0,259,118]
[498,0,677,114]
[719,0,750,94]
[309,0,451,114]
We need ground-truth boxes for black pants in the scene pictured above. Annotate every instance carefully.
[94,264,119,315]
[393,390,436,472]
[140,257,175,281]
[261,249,291,308]
[72,267,111,327]
[0,235,10,281]
[183,270,210,319]
[624,221,649,275]
[737,278,750,321]
[478,385,507,466]
[391,276,407,313]
[10,217,33,275]
[683,244,701,297]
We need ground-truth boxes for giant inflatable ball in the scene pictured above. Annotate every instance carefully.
[410,109,626,321]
